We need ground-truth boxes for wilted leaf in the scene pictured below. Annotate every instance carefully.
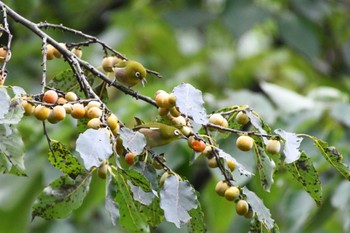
[160,175,198,228]
[275,129,302,163]
[253,139,275,192]
[32,173,91,219]
[119,127,146,155]
[0,124,26,176]
[48,140,85,178]
[285,152,322,206]
[217,149,254,177]
[173,83,208,124]
[313,138,350,180]
[243,187,275,230]
[76,128,113,170]
[112,170,150,233]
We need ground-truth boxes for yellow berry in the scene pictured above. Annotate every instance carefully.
[236,199,249,216]
[71,47,82,58]
[65,92,78,102]
[53,43,66,58]
[57,97,67,105]
[48,105,66,123]
[44,44,55,60]
[227,159,236,171]
[102,56,114,72]
[224,186,240,201]
[169,106,181,117]
[168,93,177,107]
[86,106,102,119]
[180,125,192,137]
[71,103,85,119]
[160,171,170,187]
[63,103,73,114]
[236,135,254,151]
[215,180,229,196]
[158,107,169,116]
[21,100,35,116]
[106,114,119,130]
[34,105,51,121]
[236,111,250,125]
[155,91,171,108]
[170,115,186,126]
[97,161,108,179]
[207,156,218,168]
[87,118,101,129]
[86,101,101,109]
[0,47,11,62]
[266,139,281,154]
[209,113,228,128]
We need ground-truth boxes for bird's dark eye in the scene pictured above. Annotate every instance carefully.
[135,71,141,78]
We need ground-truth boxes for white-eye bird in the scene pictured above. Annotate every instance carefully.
[113,60,147,88]
[133,122,186,148]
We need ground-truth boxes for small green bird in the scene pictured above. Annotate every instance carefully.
[113,60,147,87]
[133,122,186,148]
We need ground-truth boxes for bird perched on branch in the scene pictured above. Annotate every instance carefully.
[113,60,147,88]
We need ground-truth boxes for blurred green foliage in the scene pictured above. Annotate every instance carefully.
[1,0,350,232]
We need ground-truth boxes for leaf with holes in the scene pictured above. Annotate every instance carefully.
[173,83,208,124]
[285,152,322,206]
[48,140,85,178]
[275,129,302,163]
[160,175,198,228]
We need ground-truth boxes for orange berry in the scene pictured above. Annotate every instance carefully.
[0,47,11,62]
[57,97,67,105]
[44,44,55,60]
[125,152,136,166]
[43,90,58,104]
[191,139,206,153]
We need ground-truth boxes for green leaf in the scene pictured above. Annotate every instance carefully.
[217,149,254,177]
[159,175,197,228]
[285,152,322,206]
[120,168,154,193]
[188,191,206,233]
[48,140,85,178]
[32,173,91,219]
[253,139,275,192]
[0,124,26,176]
[113,170,150,233]
[128,181,155,205]
[119,127,146,155]
[249,217,280,233]
[139,196,164,227]
[133,161,159,190]
[243,187,275,231]
[173,83,208,124]
[313,138,350,180]
[275,129,303,163]
[105,174,119,226]
[245,108,272,135]
[76,128,113,170]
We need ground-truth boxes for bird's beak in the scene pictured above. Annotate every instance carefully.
[141,78,147,87]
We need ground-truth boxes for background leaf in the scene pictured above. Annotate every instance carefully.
[76,128,113,170]
[173,83,208,124]
[188,191,206,233]
[160,175,198,228]
[32,173,91,219]
[275,129,303,163]
[285,152,322,206]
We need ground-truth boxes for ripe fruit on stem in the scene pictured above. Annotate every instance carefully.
[209,113,228,128]
[224,186,240,201]
[207,156,218,168]
[215,180,229,196]
[86,106,102,119]
[48,105,66,123]
[236,199,249,216]
[226,159,236,171]
[21,100,35,116]
[34,105,51,121]
[97,161,108,179]
[125,152,136,166]
[236,135,254,151]
[71,103,85,119]
[236,111,249,125]
[190,139,206,153]
[65,91,78,102]
[266,139,281,154]
[43,90,58,104]
[87,118,101,129]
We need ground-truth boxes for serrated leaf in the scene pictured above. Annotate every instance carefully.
[0,124,26,175]
[217,149,254,177]
[285,152,322,206]
[188,191,206,233]
[32,173,91,219]
[253,139,275,192]
[105,174,119,225]
[48,140,85,178]
[160,175,197,228]
[275,129,302,163]
[313,138,350,180]
[173,83,208,124]
[119,127,146,155]
[243,187,275,230]
[113,170,150,233]
[0,87,10,118]
[128,181,155,205]
[76,128,113,170]
[133,161,159,190]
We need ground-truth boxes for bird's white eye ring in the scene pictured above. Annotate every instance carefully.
[135,71,141,78]
[174,130,180,136]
